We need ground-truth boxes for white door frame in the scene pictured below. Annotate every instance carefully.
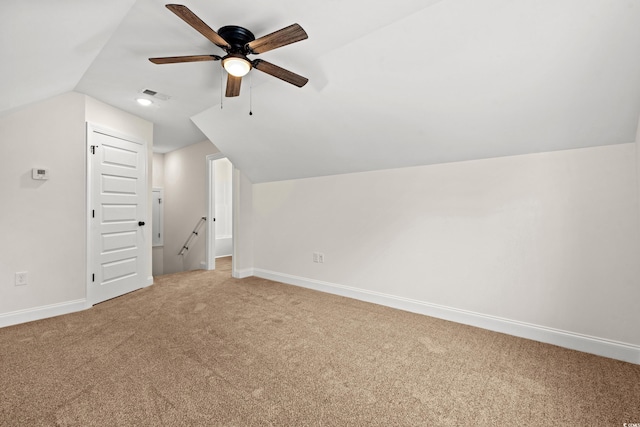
[86,122,151,305]
[205,153,236,272]
[152,187,164,247]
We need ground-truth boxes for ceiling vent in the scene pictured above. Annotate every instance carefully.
[140,88,171,101]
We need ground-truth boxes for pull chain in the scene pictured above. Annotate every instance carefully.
[249,71,253,116]
[220,67,224,109]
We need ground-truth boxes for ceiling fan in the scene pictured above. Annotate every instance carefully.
[149,4,309,97]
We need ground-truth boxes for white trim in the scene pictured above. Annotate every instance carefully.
[205,153,228,271]
[253,268,640,365]
[0,299,89,329]
[86,122,150,306]
[206,154,238,273]
[88,123,148,144]
[233,268,254,279]
[152,187,164,247]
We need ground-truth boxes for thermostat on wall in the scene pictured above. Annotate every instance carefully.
[32,168,50,180]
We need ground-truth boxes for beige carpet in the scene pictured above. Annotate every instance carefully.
[1,257,639,426]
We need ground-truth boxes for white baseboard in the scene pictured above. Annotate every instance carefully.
[233,268,254,279]
[145,276,154,287]
[0,299,89,329]
[253,269,640,365]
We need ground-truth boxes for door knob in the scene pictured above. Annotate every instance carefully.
[138,221,145,226]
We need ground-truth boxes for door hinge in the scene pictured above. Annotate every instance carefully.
[92,274,95,282]
[90,145,98,155]
[92,209,95,218]
[158,198,162,204]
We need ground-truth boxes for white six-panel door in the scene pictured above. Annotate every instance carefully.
[87,124,148,305]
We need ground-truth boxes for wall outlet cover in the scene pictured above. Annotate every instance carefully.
[15,271,28,286]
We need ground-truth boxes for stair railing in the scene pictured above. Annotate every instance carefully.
[178,216,206,255]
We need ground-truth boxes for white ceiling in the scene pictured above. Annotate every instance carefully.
[3,0,640,183]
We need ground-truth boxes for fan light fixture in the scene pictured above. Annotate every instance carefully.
[148,5,309,98]
[222,55,251,77]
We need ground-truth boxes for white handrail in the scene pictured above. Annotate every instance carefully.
[178,216,206,255]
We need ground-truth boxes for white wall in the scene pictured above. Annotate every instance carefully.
[215,158,233,238]
[0,92,153,326]
[251,143,640,361]
[636,119,640,278]
[163,140,219,274]
[0,92,87,318]
[214,158,233,257]
[152,153,165,276]
[233,169,254,278]
[152,153,165,186]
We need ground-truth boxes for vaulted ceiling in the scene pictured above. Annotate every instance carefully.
[3,0,640,182]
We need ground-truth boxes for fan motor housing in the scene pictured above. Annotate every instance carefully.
[218,26,256,53]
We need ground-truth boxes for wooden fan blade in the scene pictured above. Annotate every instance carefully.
[149,55,221,64]
[166,4,230,50]
[253,59,308,87]
[246,24,308,54]
[226,75,242,97]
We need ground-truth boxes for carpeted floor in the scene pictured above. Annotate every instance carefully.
[1,257,639,426]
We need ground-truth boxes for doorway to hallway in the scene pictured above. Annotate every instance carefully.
[205,154,234,271]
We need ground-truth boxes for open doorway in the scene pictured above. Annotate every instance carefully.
[205,154,233,271]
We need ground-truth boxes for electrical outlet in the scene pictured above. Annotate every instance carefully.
[313,252,319,263]
[318,253,325,263]
[15,271,28,286]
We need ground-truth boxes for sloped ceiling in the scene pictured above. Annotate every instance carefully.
[0,1,137,115]
[3,0,640,183]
